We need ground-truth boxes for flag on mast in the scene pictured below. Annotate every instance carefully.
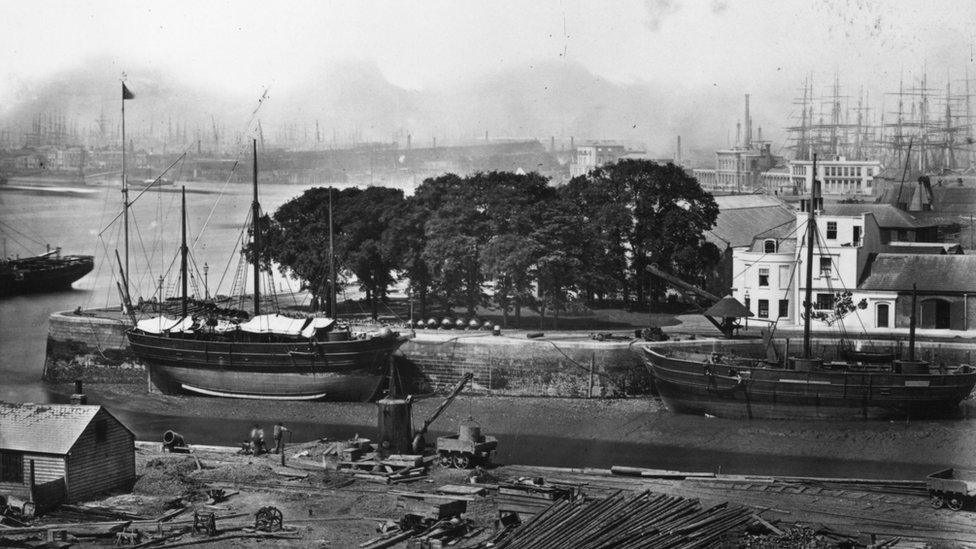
[122,83,135,100]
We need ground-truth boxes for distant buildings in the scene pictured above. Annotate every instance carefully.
[569,143,626,178]
[693,95,782,193]
[761,156,882,197]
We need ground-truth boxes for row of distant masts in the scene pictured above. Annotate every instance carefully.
[788,72,976,173]
[2,112,588,156]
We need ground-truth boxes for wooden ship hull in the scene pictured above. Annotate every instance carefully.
[128,331,406,401]
[642,347,976,420]
[0,254,94,296]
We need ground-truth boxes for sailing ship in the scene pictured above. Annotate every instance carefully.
[0,248,93,296]
[126,140,406,401]
[641,154,976,420]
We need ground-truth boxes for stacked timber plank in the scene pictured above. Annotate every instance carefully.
[487,490,757,549]
[338,453,433,484]
[496,481,576,521]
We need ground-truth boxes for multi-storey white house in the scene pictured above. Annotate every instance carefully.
[732,203,975,333]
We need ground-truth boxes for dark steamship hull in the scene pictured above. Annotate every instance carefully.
[128,331,406,401]
[0,255,94,296]
[643,348,976,420]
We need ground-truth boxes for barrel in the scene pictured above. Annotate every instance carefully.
[163,430,185,448]
[458,423,481,442]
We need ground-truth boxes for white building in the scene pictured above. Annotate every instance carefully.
[569,143,626,178]
[761,156,882,197]
[732,203,972,333]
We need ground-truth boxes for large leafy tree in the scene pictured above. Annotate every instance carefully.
[574,159,720,306]
[253,186,404,319]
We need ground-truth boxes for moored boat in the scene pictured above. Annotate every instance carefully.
[641,153,976,420]
[0,249,94,296]
[642,342,976,420]
[126,139,407,401]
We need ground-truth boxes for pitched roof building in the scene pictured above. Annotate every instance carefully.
[0,403,135,511]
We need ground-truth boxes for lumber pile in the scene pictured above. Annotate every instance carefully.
[338,453,432,484]
[496,480,576,521]
[487,490,758,549]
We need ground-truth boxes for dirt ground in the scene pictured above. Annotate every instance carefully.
[12,443,975,548]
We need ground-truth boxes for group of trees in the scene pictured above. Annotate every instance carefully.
[250,159,722,327]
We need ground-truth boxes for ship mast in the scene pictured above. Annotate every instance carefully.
[802,153,818,359]
[121,81,129,299]
[329,187,336,318]
[180,186,188,318]
[251,139,261,316]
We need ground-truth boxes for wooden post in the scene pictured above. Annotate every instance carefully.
[28,460,36,507]
[588,353,595,398]
[487,349,492,394]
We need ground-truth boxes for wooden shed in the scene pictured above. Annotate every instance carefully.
[0,403,135,511]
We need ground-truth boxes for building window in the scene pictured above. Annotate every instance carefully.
[876,303,890,328]
[826,221,837,239]
[778,299,789,318]
[758,267,770,287]
[815,293,835,310]
[758,300,769,318]
[819,257,832,276]
[0,452,23,483]
[94,419,108,443]
[763,239,777,253]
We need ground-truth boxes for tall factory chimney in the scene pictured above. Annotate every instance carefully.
[570,136,575,150]
[736,121,741,148]
[407,133,412,150]
[744,94,752,149]
[676,135,682,165]
[550,136,555,152]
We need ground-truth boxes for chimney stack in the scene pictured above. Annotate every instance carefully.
[744,94,752,149]
[71,379,88,405]
[676,135,682,165]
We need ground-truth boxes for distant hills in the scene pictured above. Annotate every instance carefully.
[0,57,778,166]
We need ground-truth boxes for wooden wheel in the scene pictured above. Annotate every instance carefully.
[452,453,471,469]
[439,453,452,467]
[948,497,964,511]
[930,495,945,509]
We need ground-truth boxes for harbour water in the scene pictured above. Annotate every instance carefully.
[2,180,976,479]
[0,180,327,401]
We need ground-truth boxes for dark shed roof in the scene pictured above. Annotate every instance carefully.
[858,254,976,293]
[0,403,132,455]
[705,296,754,318]
[707,195,795,248]
[824,204,930,229]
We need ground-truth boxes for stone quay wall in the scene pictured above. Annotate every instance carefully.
[44,311,146,384]
[397,332,651,397]
[44,311,651,397]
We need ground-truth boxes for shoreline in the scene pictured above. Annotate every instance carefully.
[48,382,976,479]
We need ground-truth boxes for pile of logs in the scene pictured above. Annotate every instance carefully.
[486,490,759,549]
[338,453,433,484]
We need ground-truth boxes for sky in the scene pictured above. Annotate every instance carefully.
[2,0,974,155]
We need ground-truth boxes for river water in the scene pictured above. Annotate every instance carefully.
[2,180,975,479]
